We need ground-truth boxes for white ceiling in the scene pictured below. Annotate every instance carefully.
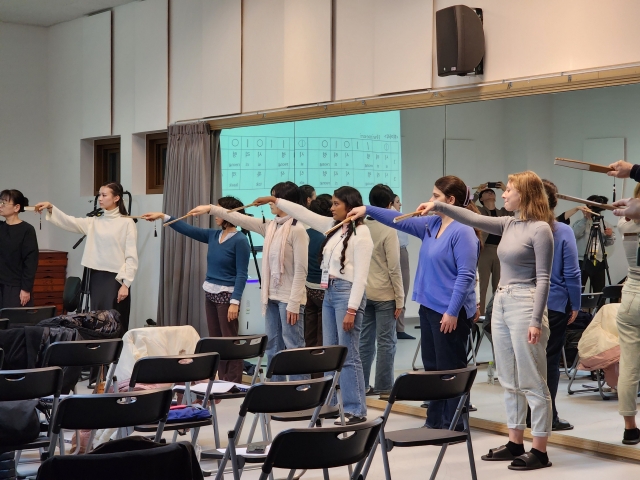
[0,0,136,27]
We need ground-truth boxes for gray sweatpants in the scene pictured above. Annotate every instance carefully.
[617,276,640,417]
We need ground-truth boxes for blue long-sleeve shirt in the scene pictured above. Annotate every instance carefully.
[169,218,251,303]
[365,206,479,318]
[548,221,582,313]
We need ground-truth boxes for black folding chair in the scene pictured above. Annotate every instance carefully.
[0,367,64,462]
[194,335,268,451]
[265,346,348,431]
[362,367,478,480]
[213,377,334,480]
[46,387,174,458]
[42,339,124,394]
[0,306,56,328]
[129,352,220,446]
[259,418,384,480]
[0,319,8,330]
[562,292,601,379]
[597,284,623,308]
[0,347,3,368]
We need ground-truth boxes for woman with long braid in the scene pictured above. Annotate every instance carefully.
[250,186,374,425]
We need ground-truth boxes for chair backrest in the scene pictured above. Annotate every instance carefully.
[42,339,123,368]
[262,418,383,473]
[599,284,623,304]
[0,306,56,328]
[240,377,333,416]
[581,292,602,310]
[0,367,63,401]
[0,348,3,369]
[195,335,268,361]
[389,367,477,403]
[0,319,8,330]
[266,346,347,378]
[50,387,174,434]
[129,352,219,387]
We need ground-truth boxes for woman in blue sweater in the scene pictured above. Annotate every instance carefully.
[142,197,250,382]
[349,176,481,429]
[541,180,581,431]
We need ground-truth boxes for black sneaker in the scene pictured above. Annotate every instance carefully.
[334,414,366,426]
[397,332,416,340]
[552,418,573,431]
[623,428,640,445]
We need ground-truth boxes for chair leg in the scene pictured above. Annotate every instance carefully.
[378,432,392,480]
[211,401,221,448]
[322,468,330,480]
[411,339,421,371]
[464,416,478,480]
[335,388,353,477]
[360,435,380,480]
[429,444,449,480]
[246,412,260,443]
[229,441,241,480]
[191,426,201,446]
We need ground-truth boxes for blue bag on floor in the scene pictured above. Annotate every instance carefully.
[166,405,212,423]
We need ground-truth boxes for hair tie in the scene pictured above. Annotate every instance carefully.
[463,186,472,207]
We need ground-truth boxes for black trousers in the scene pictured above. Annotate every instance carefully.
[546,309,570,422]
[579,259,606,293]
[88,270,130,332]
[0,284,34,309]
[419,305,471,430]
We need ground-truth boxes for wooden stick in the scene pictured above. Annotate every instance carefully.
[324,218,352,236]
[163,213,192,227]
[393,211,422,223]
[24,206,36,211]
[554,157,615,174]
[557,193,616,211]
[227,202,257,213]
[123,215,145,219]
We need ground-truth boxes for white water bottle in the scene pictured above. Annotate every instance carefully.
[487,361,495,385]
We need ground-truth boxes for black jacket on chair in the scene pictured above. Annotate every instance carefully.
[37,437,203,480]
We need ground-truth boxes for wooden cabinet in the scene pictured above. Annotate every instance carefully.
[33,250,67,314]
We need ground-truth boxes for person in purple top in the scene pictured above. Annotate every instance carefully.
[348,175,481,430]
[540,180,581,432]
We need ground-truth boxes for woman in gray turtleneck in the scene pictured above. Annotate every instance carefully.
[417,171,554,471]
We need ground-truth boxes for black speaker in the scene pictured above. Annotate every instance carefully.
[436,5,484,77]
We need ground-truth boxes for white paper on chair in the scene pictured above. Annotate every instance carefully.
[216,446,271,457]
[173,381,249,395]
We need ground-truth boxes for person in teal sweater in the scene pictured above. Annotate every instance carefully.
[142,196,250,382]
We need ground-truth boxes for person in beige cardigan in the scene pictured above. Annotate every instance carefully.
[359,185,404,400]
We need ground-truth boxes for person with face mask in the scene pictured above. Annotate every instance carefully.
[187,182,309,383]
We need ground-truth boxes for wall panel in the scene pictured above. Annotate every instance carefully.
[82,11,111,138]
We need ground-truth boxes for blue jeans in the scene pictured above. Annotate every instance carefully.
[493,285,551,437]
[419,305,471,430]
[360,299,397,393]
[323,278,367,418]
[265,299,308,382]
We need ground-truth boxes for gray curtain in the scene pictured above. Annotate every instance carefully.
[157,123,220,335]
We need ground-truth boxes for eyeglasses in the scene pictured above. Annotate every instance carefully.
[0,202,15,208]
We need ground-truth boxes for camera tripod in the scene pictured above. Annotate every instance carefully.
[583,217,612,290]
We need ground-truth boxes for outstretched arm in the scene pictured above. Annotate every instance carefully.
[418,202,506,236]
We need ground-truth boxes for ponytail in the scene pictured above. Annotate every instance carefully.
[102,182,128,215]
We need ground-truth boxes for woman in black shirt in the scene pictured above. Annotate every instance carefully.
[0,189,39,308]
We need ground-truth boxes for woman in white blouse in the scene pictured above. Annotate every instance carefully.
[34,182,138,330]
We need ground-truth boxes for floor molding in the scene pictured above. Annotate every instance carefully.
[365,398,640,462]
